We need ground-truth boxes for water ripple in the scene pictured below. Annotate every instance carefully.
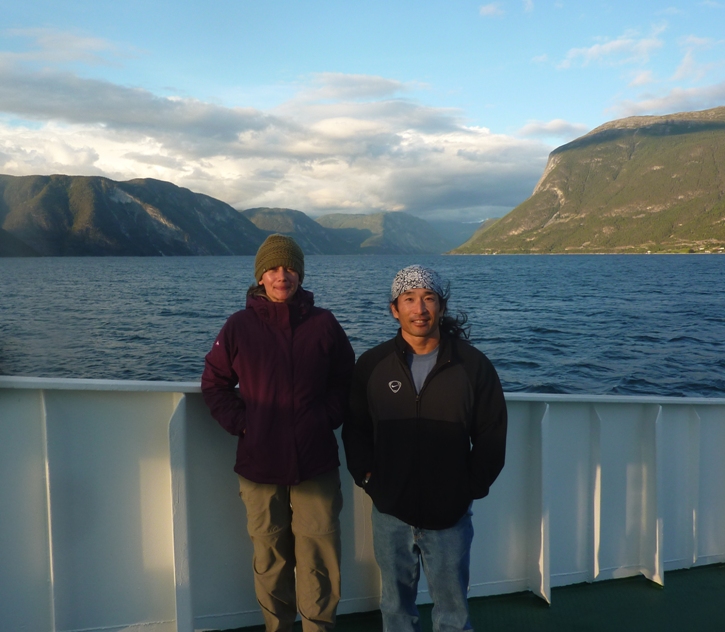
[1,254,724,397]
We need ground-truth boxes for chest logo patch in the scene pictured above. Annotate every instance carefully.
[388,381,402,393]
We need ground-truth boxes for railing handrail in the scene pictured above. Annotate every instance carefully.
[1,375,723,405]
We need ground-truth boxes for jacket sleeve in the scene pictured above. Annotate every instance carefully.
[323,315,356,430]
[342,352,376,488]
[469,355,508,499]
[201,319,247,436]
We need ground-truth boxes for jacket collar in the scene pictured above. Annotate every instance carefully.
[246,286,314,328]
[393,329,454,365]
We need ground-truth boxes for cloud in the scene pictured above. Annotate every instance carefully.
[517,119,590,141]
[629,70,656,86]
[1,27,131,67]
[558,29,665,69]
[0,60,548,221]
[294,73,412,102]
[123,152,186,169]
[612,80,725,117]
[479,3,504,17]
[0,68,283,153]
[679,35,719,48]
[0,122,103,175]
[670,37,724,82]
[671,50,704,81]
[276,96,466,136]
[523,0,534,12]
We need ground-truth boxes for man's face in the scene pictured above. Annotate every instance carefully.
[259,266,300,303]
[390,288,442,342]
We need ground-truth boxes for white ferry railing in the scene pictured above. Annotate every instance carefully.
[1,376,724,632]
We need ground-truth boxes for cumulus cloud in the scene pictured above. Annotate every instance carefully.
[558,29,665,69]
[0,69,277,141]
[123,152,187,169]
[479,3,504,17]
[0,48,548,221]
[517,119,590,141]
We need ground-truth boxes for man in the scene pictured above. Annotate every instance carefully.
[202,234,355,632]
[342,265,507,632]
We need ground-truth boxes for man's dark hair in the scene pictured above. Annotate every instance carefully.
[439,294,471,340]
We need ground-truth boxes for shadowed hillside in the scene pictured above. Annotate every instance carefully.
[316,211,451,254]
[244,208,456,254]
[0,227,39,256]
[0,174,499,257]
[0,175,266,256]
[242,207,350,254]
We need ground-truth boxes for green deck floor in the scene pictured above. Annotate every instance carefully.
[217,563,725,632]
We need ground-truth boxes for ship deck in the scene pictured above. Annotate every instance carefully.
[222,563,725,632]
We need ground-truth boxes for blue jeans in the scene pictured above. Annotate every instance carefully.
[371,505,474,632]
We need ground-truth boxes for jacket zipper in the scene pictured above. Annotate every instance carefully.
[394,342,452,417]
[415,359,451,417]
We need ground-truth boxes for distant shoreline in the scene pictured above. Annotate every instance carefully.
[4,250,725,259]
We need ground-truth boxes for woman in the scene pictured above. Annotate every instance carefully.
[202,234,355,631]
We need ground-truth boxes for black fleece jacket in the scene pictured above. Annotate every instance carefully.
[342,331,507,530]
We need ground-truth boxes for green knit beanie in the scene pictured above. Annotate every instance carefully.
[254,234,305,283]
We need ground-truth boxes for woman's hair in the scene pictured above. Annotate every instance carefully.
[247,283,265,297]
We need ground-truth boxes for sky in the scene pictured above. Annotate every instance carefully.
[1,1,724,222]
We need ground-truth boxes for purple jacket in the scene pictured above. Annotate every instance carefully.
[201,287,355,485]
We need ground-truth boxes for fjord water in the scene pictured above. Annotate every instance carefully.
[1,254,724,397]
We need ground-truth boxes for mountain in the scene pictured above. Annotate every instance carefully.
[1,174,469,257]
[453,107,725,254]
[315,212,451,254]
[427,219,492,251]
[244,208,454,254]
[241,207,351,254]
[0,174,266,256]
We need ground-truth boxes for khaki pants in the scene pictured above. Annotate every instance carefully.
[238,469,343,632]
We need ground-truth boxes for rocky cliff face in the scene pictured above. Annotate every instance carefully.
[454,107,725,254]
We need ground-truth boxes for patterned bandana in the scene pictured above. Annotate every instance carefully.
[390,265,445,301]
